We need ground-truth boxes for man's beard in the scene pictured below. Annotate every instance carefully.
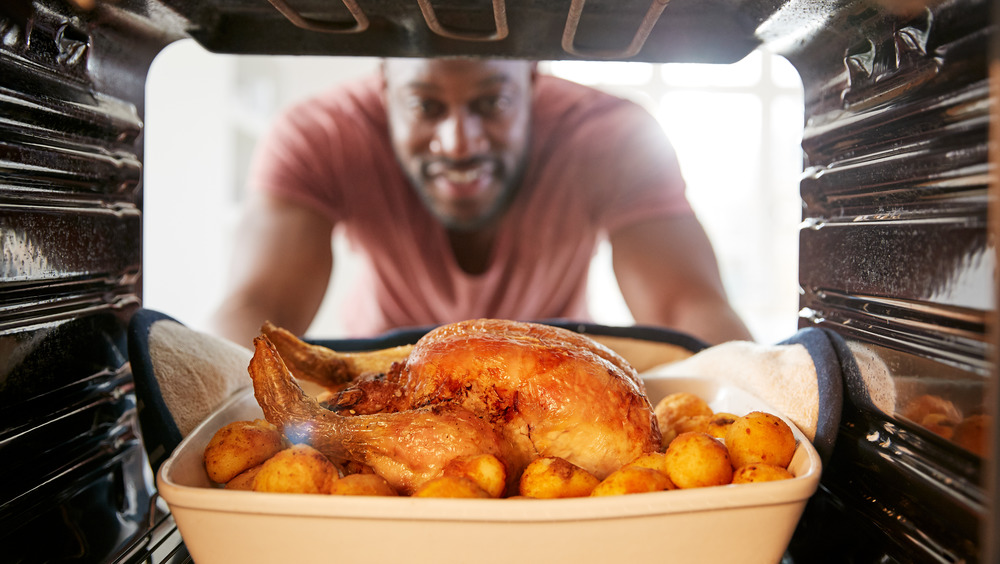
[410,155,524,232]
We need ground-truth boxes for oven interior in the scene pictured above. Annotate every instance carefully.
[0,0,996,562]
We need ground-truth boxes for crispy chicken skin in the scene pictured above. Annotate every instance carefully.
[249,336,510,494]
[248,319,662,492]
[399,319,661,479]
[262,321,412,389]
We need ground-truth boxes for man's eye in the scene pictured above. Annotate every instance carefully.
[410,99,445,118]
[473,95,510,117]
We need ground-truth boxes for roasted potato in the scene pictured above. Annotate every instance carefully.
[725,411,796,469]
[412,476,491,498]
[442,454,507,498]
[252,444,338,494]
[921,412,957,439]
[225,464,264,490]
[341,460,377,475]
[675,414,713,436]
[731,463,794,484]
[204,419,287,484]
[623,451,668,474]
[328,473,398,496]
[706,412,739,440]
[590,466,672,497]
[623,452,677,490]
[519,456,600,498]
[901,394,962,427]
[954,414,989,457]
[654,392,714,446]
[664,432,733,488]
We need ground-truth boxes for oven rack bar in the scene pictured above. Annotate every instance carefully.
[263,0,670,58]
[561,0,670,59]
[265,0,369,33]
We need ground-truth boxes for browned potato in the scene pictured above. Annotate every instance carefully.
[590,466,672,497]
[225,464,264,490]
[706,412,739,440]
[411,476,491,498]
[731,463,794,484]
[328,473,398,496]
[953,414,990,457]
[341,460,377,475]
[654,392,714,446]
[442,454,507,498]
[519,456,600,498]
[664,432,733,488]
[252,444,338,494]
[204,419,287,484]
[675,414,712,436]
[921,412,957,439]
[725,411,797,469]
[624,451,668,474]
[901,394,962,426]
[621,452,676,489]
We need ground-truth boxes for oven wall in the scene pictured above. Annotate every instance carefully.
[0,2,180,561]
[778,1,995,561]
[0,1,995,563]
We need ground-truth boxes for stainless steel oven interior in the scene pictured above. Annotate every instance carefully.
[0,0,996,562]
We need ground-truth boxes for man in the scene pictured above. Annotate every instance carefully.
[209,57,752,346]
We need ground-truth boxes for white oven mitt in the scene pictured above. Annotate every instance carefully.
[128,309,251,472]
[146,319,251,437]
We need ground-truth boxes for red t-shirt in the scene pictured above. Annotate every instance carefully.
[251,73,692,337]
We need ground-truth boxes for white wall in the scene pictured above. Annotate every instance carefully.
[144,42,377,338]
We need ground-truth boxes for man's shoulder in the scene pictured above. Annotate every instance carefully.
[531,74,652,147]
[284,73,385,122]
[536,74,605,101]
[535,74,633,104]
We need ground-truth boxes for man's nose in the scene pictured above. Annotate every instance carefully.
[430,109,487,158]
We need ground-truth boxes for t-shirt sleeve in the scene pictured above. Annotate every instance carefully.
[576,100,693,234]
[248,100,346,223]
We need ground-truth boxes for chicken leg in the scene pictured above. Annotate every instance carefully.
[261,321,412,388]
[249,335,510,494]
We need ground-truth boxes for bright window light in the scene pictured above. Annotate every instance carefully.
[547,61,655,85]
[661,50,763,87]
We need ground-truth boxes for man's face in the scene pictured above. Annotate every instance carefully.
[382,58,534,231]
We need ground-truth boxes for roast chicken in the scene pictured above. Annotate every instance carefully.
[248,318,661,494]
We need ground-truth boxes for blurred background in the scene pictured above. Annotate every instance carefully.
[142,40,804,344]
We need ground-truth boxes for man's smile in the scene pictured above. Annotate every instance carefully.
[425,160,497,200]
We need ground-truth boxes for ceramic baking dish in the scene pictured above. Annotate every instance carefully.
[157,375,821,564]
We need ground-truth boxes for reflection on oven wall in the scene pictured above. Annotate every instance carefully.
[142,40,805,344]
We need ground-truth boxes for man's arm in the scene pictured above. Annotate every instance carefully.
[209,192,334,347]
[610,216,753,345]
